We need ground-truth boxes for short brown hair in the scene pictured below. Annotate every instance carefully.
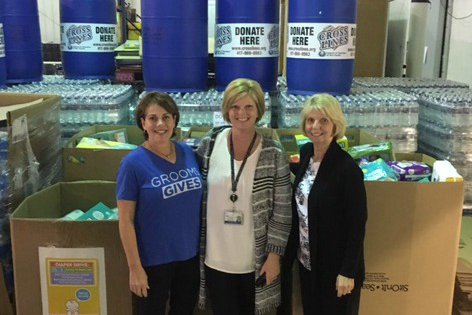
[135,92,180,139]
[300,94,346,140]
[221,78,265,123]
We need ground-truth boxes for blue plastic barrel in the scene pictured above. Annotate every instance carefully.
[0,2,6,88]
[3,0,43,84]
[142,0,207,92]
[215,0,279,92]
[286,0,357,95]
[60,0,117,79]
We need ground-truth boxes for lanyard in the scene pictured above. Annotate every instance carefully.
[229,130,257,203]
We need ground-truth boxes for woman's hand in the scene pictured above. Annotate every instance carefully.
[129,265,150,297]
[260,253,281,285]
[336,274,354,297]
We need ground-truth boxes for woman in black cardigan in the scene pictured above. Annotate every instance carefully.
[287,93,367,315]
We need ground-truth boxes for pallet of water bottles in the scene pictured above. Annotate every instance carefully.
[135,89,273,128]
[2,75,136,139]
[0,130,13,299]
[412,87,472,130]
[0,131,8,216]
[412,87,472,206]
[277,85,420,153]
[352,77,469,91]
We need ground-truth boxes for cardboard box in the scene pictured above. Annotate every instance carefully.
[0,93,62,211]
[63,125,147,181]
[275,128,304,158]
[10,181,132,315]
[360,154,463,315]
[0,262,13,315]
[276,128,380,159]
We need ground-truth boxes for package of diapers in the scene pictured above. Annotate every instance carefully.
[348,142,394,162]
[78,202,114,221]
[361,158,398,181]
[60,209,85,221]
[387,161,431,182]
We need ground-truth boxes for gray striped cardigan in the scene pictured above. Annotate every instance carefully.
[196,127,292,314]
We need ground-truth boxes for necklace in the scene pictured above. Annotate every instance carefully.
[147,142,175,161]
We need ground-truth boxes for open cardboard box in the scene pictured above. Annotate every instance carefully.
[276,128,381,162]
[63,125,144,181]
[63,125,182,181]
[10,181,132,315]
[359,153,463,315]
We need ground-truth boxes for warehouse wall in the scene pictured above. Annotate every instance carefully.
[38,0,60,43]
[446,0,472,87]
[386,0,446,79]
[385,0,409,77]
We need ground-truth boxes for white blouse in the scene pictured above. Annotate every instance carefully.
[205,128,262,273]
[295,158,320,271]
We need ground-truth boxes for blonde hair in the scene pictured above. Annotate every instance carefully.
[300,93,346,139]
[221,78,265,123]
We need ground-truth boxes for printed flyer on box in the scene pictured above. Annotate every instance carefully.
[39,247,107,315]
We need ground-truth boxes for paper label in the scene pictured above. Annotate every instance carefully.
[61,23,117,52]
[0,24,5,58]
[287,23,356,59]
[39,247,107,315]
[215,23,279,58]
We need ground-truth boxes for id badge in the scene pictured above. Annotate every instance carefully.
[224,210,244,225]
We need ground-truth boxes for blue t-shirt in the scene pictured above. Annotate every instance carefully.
[116,142,203,267]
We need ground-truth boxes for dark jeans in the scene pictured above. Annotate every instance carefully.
[205,265,255,315]
[133,256,199,315]
[298,262,361,315]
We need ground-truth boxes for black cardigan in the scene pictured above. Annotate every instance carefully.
[288,139,367,290]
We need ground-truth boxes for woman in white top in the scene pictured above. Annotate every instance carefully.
[196,78,292,315]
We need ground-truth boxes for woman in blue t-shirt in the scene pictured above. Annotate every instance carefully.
[117,92,203,315]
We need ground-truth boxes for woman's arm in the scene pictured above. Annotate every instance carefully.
[261,145,292,284]
[266,146,293,255]
[118,200,149,298]
[339,163,368,278]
